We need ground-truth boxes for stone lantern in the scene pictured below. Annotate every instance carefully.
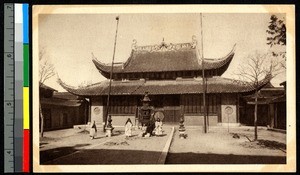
[105,115,114,137]
[139,92,153,126]
[179,116,186,139]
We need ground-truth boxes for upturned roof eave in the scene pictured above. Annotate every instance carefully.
[92,44,235,77]
[58,74,271,97]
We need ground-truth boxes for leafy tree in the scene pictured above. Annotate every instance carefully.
[266,15,286,46]
[266,15,286,69]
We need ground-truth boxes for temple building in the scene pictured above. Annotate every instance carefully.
[59,37,271,127]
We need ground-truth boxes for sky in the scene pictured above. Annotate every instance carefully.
[38,13,286,92]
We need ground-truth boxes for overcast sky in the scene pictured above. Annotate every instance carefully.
[38,13,286,91]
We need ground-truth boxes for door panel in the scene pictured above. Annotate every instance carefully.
[42,108,51,129]
[162,106,181,123]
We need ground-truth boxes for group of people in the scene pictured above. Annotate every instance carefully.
[125,118,163,138]
[90,92,164,139]
[89,118,163,139]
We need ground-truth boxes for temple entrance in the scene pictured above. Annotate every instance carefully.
[162,106,181,124]
[151,95,181,124]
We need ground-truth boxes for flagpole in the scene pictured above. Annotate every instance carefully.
[199,13,208,133]
[104,16,120,132]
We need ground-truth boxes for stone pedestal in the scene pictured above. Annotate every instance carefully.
[179,117,186,139]
[105,115,113,137]
[105,128,112,137]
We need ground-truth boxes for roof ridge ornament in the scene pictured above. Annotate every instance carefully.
[192,35,197,49]
[133,37,197,52]
[132,39,137,50]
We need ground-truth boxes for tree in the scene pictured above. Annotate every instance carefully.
[237,52,281,141]
[39,48,55,137]
[266,14,286,69]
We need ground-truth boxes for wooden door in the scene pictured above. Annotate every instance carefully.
[42,108,51,130]
[162,95,180,124]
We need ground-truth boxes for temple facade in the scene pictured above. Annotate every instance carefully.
[59,37,271,127]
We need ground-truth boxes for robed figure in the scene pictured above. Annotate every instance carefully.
[125,118,133,137]
[155,118,163,136]
[90,121,97,140]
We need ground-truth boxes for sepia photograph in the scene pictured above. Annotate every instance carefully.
[32,5,295,172]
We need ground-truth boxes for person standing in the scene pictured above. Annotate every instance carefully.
[125,118,133,137]
[155,118,163,136]
[90,120,97,140]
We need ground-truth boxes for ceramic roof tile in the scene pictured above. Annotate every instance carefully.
[93,42,235,78]
[58,75,271,97]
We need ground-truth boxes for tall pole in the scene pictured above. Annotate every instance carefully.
[104,16,120,132]
[199,13,208,133]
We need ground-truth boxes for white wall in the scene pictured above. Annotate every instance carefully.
[90,98,104,125]
[221,105,237,123]
[221,94,238,124]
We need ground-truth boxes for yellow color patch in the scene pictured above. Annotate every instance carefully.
[23,87,29,129]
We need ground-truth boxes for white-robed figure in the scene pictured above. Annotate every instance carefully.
[90,120,97,140]
[155,118,163,136]
[124,118,133,137]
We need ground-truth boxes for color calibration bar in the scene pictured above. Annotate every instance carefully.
[14,3,30,172]
[22,3,30,172]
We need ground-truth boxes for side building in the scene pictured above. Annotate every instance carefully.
[59,38,271,127]
[242,82,286,129]
[40,83,89,131]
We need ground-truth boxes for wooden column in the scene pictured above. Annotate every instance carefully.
[218,94,222,123]
[237,94,240,123]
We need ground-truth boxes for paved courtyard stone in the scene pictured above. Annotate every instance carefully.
[166,126,286,164]
[40,127,172,164]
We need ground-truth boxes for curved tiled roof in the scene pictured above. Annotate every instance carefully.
[58,74,271,97]
[40,83,57,92]
[40,97,84,107]
[93,41,235,78]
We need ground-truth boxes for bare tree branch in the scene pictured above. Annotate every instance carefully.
[39,48,56,138]
[235,51,284,141]
[39,48,55,84]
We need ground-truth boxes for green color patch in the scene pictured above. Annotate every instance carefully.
[23,44,29,87]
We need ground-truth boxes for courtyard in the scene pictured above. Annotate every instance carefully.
[40,125,286,165]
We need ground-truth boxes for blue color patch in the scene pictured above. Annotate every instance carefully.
[22,4,29,44]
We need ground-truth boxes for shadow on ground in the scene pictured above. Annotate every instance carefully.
[113,130,125,136]
[40,144,90,164]
[165,152,286,164]
[41,148,285,165]
[41,149,161,164]
[257,139,286,150]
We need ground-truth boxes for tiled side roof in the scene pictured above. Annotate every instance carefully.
[58,75,271,97]
[58,79,143,96]
[53,91,84,100]
[39,83,57,92]
[93,42,235,78]
[243,87,285,98]
[40,97,84,107]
